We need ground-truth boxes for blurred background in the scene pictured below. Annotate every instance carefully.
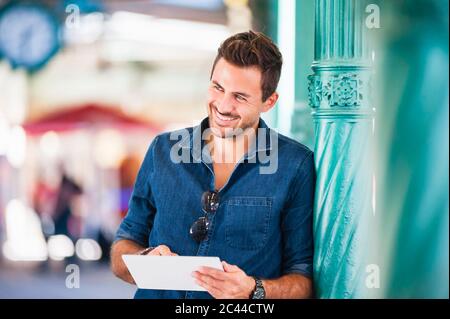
[0,0,310,298]
[0,0,447,299]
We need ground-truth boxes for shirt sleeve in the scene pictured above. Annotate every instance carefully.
[281,151,316,278]
[114,136,159,247]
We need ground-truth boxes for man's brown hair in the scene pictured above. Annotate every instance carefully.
[210,30,283,102]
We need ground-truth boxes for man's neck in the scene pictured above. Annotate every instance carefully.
[209,123,258,165]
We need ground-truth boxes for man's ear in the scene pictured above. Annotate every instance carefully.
[261,92,279,113]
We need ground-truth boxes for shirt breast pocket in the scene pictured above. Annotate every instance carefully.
[224,196,272,250]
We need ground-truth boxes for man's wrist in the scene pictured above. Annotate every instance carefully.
[249,277,266,299]
[248,276,257,298]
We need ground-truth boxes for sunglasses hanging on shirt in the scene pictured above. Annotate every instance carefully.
[189,190,220,243]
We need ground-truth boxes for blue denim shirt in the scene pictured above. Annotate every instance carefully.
[114,117,315,299]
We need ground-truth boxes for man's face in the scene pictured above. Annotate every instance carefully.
[207,58,277,138]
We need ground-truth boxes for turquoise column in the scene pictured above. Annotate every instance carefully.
[308,0,374,298]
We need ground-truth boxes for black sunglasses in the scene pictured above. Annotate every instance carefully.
[189,190,220,243]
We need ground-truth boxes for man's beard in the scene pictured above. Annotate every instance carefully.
[208,105,256,139]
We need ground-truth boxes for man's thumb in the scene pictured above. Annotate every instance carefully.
[222,261,237,272]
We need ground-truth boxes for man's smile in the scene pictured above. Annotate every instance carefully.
[212,106,240,126]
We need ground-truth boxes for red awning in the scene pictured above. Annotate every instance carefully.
[22,104,162,136]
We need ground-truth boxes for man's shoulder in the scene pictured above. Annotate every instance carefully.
[272,132,315,179]
[275,130,313,159]
[151,125,196,148]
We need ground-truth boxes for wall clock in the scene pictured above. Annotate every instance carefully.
[0,2,60,71]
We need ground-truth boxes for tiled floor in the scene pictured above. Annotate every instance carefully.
[0,260,136,299]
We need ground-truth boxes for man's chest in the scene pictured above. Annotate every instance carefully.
[149,159,293,250]
[212,162,238,190]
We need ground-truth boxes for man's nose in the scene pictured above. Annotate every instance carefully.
[216,94,235,114]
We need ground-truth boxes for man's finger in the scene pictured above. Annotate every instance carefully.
[194,278,223,298]
[222,261,240,272]
[147,248,161,256]
[157,245,173,256]
[192,272,225,290]
[197,266,229,280]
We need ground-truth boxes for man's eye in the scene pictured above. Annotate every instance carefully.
[214,85,223,92]
[235,95,247,102]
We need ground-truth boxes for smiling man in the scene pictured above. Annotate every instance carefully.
[111,31,315,299]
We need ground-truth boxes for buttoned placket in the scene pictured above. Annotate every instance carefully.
[182,119,272,298]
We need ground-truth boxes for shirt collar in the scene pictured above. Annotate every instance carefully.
[179,116,273,162]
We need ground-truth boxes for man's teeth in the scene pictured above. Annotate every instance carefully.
[216,112,238,121]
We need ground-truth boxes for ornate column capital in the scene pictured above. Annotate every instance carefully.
[308,71,371,106]
[309,0,374,118]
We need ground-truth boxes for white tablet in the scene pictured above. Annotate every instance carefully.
[122,255,224,291]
